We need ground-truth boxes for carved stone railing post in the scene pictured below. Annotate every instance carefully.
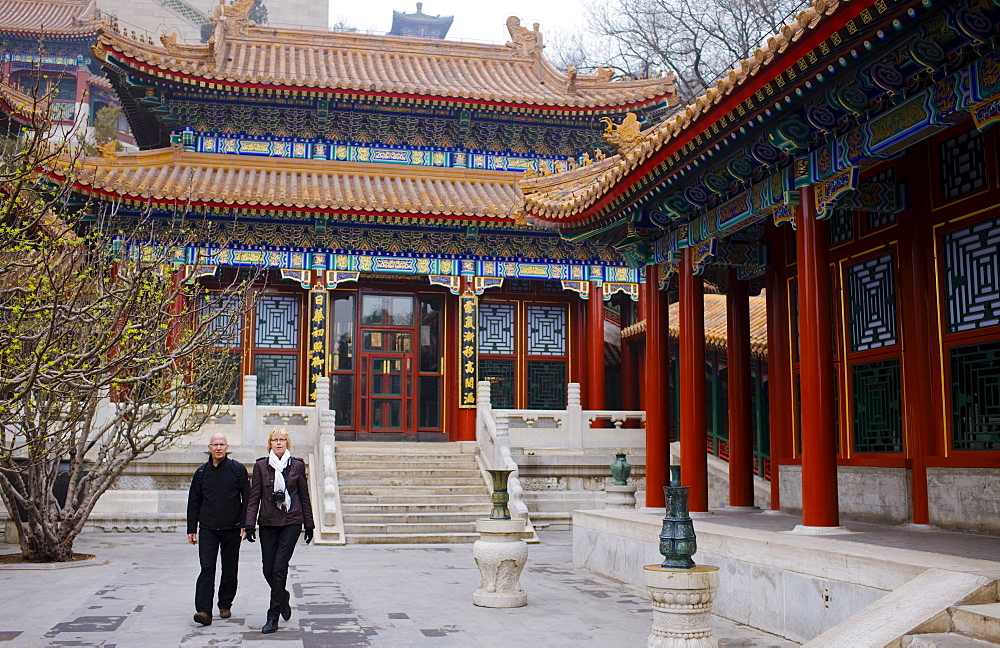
[242,375,257,447]
[566,382,583,448]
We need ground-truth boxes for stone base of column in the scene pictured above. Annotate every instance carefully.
[606,484,638,509]
[789,525,855,535]
[644,565,720,648]
[473,519,528,608]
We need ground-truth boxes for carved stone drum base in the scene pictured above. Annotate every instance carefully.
[644,565,720,648]
[473,519,528,608]
[606,484,638,509]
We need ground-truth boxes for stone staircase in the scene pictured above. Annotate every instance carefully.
[902,602,1000,646]
[337,441,490,544]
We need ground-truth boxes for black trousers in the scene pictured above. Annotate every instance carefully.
[258,524,301,618]
[195,527,242,615]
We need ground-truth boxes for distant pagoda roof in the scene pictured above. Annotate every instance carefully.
[94,3,674,111]
[53,148,524,224]
[0,0,101,38]
[389,3,453,40]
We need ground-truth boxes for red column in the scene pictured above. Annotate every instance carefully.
[765,220,792,511]
[570,297,588,408]
[795,186,840,527]
[897,151,935,525]
[643,265,669,508]
[455,279,476,441]
[679,249,708,512]
[727,270,755,508]
[621,339,638,412]
[587,283,606,418]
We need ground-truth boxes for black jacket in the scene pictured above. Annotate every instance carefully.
[187,456,250,534]
[246,456,314,530]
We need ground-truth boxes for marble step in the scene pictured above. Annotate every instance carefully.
[343,522,477,535]
[338,476,485,487]
[336,458,477,469]
[340,493,487,505]
[903,633,999,647]
[337,442,477,455]
[345,532,480,544]
[343,511,488,524]
[952,603,1000,643]
[340,485,485,496]
[342,502,491,514]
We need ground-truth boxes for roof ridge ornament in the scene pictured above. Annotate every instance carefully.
[601,113,643,154]
[505,16,544,58]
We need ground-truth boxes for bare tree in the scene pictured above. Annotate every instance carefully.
[556,0,808,101]
[0,82,260,562]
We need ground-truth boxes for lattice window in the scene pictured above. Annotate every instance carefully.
[478,303,515,354]
[852,359,902,453]
[508,280,534,292]
[950,341,1000,451]
[203,294,242,348]
[790,283,800,364]
[829,209,854,245]
[255,355,297,406]
[939,128,986,201]
[195,353,241,404]
[847,253,898,352]
[479,359,515,409]
[944,216,1000,334]
[527,305,566,355]
[256,295,300,348]
[527,361,566,409]
[867,168,898,230]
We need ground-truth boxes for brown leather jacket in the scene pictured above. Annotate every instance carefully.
[245,456,315,529]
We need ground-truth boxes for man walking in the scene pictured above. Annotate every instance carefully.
[187,432,249,626]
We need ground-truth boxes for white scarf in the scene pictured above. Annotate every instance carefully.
[268,450,292,511]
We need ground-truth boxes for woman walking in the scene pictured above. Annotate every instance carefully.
[245,427,315,634]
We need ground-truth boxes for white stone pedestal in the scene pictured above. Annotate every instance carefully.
[644,564,720,647]
[605,484,638,509]
[472,518,528,608]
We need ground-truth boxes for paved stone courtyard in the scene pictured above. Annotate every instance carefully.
[0,529,795,647]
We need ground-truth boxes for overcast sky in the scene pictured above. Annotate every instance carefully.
[328,0,587,44]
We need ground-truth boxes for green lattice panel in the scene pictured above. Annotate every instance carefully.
[256,295,299,348]
[939,128,986,202]
[195,353,241,404]
[867,168,898,230]
[950,341,1000,451]
[829,209,854,245]
[255,355,297,406]
[527,361,566,409]
[478,303,515,355]
[479,359,515,409]
[527,305,566,356]
[847,253,898,352]
[944,215,1000,334]
[202,294,242,348]
[852,359,902,453]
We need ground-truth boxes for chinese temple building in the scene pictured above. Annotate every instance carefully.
[0,0,130,143]
[44,0,674,442]
[523,0,1000,534]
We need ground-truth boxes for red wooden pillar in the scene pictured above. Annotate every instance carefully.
[679,248,708,512]
[570,297,588,408]
[638,278,649,413]
[643,265,669,508]
[727,270,755,508]
[765,220,792,511]
[897,151,935,525]
[587,283,606,417]
[621,339,639,412]
[795,186,840,527]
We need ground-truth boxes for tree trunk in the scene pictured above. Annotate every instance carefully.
[16,520,78,562]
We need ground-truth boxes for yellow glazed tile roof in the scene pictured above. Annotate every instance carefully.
[520,0,844,221]
[621,292,768,356]
[56,148,523,222]
[0,0,100,37]
[0,81,47,124]
[94,9,675,109]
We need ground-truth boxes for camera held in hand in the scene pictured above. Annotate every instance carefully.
[271,489,287,509]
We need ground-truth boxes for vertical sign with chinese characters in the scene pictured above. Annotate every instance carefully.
[460,292,478,408]
[308,288,328,404]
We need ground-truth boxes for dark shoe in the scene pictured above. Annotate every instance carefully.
[193,612,212,626]
[281,593,291,621]
[219,609,232,619]
[261,617,279,634]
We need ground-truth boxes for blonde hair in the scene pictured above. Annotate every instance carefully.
[267,426,291,451]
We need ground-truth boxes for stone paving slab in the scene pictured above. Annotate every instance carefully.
[0,530,795,647]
